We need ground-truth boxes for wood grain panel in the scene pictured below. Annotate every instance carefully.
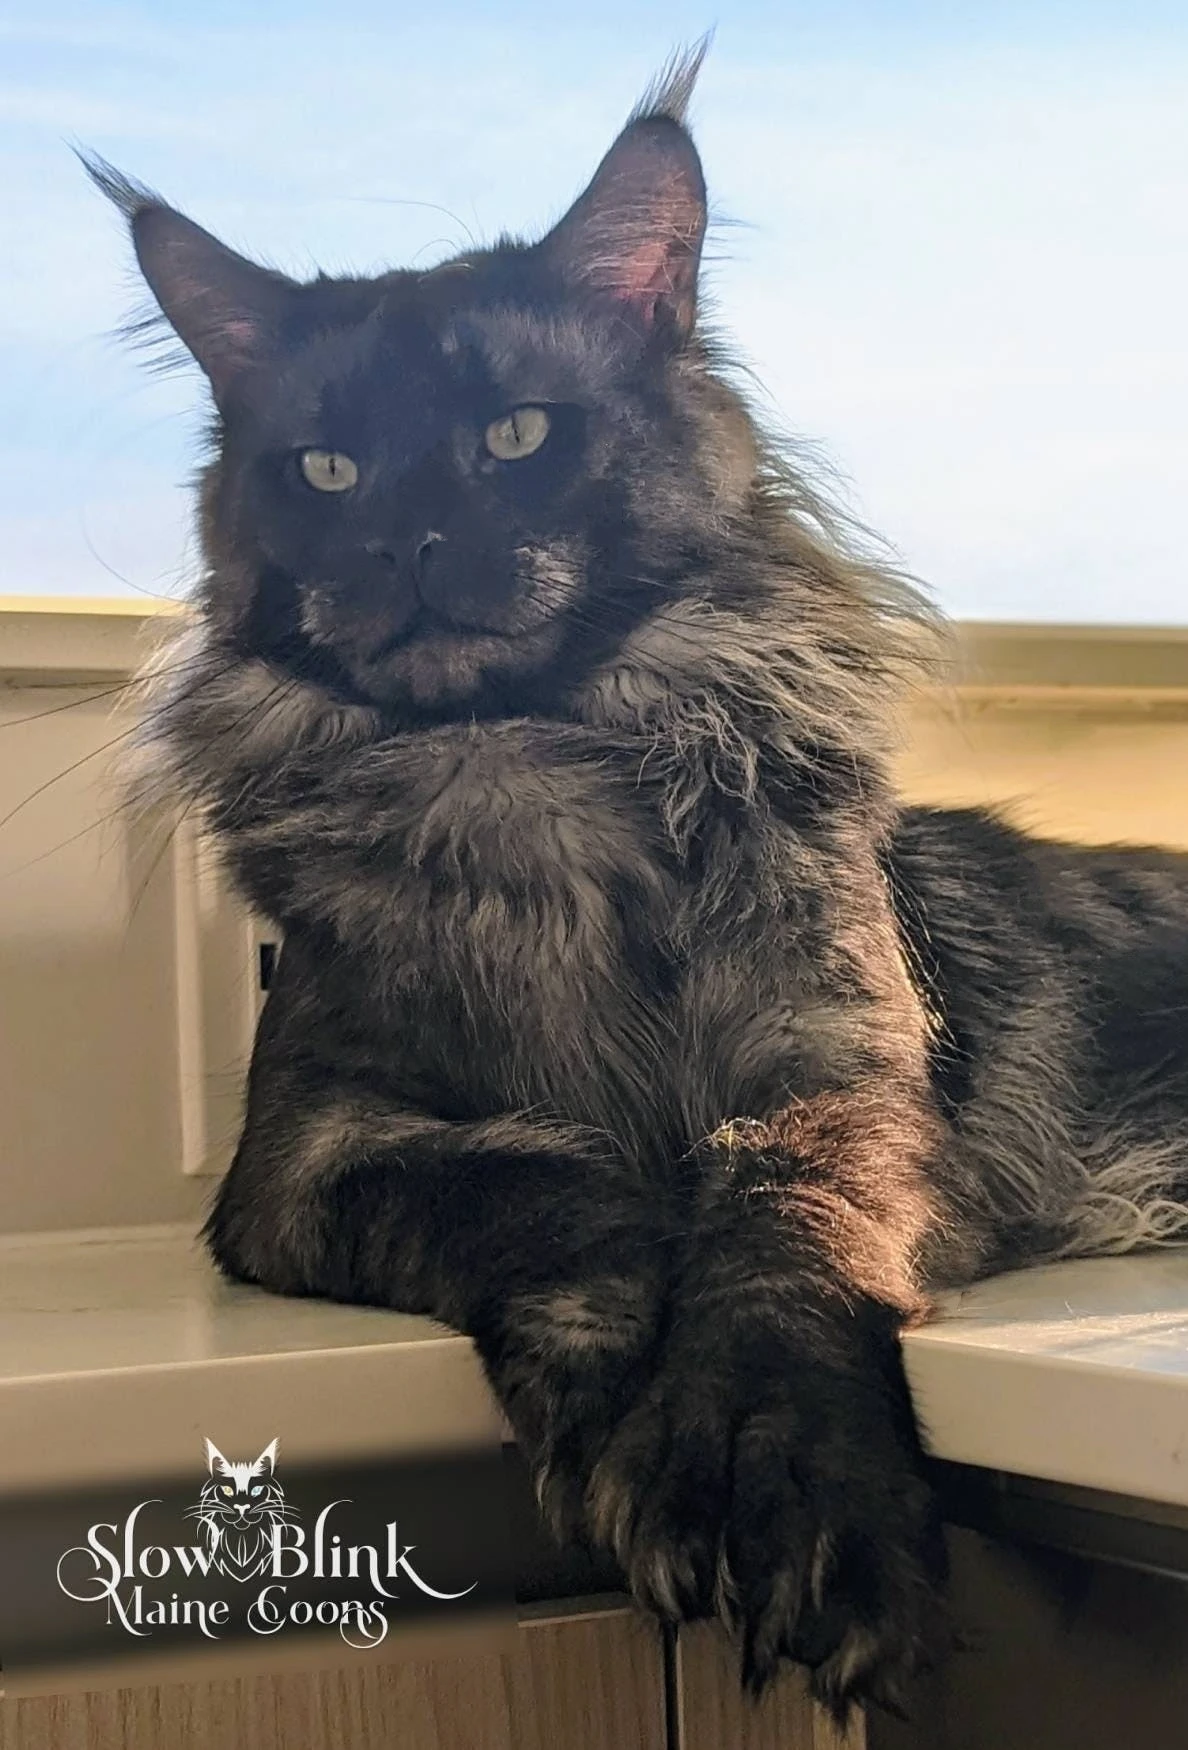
[1,1659,512,1750]
[675,1622,864,1750]
[0,1608,665,1750]
[507,1610,666,1750]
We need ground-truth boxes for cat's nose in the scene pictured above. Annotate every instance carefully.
[362,533,444,577]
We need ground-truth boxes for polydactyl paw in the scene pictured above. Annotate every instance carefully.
[584,1354,948,1719]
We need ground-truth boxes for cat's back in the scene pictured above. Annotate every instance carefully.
[888,803,1188,1123]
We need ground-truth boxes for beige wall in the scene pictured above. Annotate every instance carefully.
[0,683,208,1233]
[899,696,1188,850]
[2,604,1186,1236]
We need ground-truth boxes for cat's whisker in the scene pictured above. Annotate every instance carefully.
[126,674,302,920]
[0,718,154,836]
[78,515,193,605]
[0,655,260,882]
[340,194,480,255]
[0,647,239,735]
[2,682,148,731]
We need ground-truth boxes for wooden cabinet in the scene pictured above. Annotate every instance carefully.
[867,1524,1188,1750]
[1,1609,666,1750]
[11,1473,1188,1750]
[674,1622,863,1750]
[0,1606,876,1750]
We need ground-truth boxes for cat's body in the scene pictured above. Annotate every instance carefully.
[91,51,1188,1718]
[894,811,1188,1273]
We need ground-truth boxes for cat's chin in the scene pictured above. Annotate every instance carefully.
[351,624,565,716]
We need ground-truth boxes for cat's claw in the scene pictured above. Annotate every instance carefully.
[587,1370,946,1719]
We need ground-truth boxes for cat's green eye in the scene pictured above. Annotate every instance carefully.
[485,406,550,462]
[299,449,358,493]
[221,1485,233,1496]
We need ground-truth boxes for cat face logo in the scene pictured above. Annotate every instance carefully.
[186,1438,297,1583]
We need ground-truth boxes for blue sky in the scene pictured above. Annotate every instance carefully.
[3,2,1187,622]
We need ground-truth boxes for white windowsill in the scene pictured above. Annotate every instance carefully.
[904,1250,1188,1509]
[2,1225,1187,1513]
[0,1227,499,1494]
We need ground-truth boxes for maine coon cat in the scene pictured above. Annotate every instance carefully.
[88,50,1188,1717]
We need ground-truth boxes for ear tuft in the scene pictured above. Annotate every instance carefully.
[255,1438,280,1474]
[541,55,709,344]
[628,35,712,128]
[82,150,295,400]
[77,150,160,223]
[204,1439,228,1476]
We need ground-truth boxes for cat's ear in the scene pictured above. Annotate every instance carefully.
[82,155,295,400]
[255,1439,279,1475]
[204,1439,229,1477]
[541,54,708,342]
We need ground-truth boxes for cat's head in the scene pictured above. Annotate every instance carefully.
[89,51,773,721]
[199,1437,284,1526]
[92,48,927,766]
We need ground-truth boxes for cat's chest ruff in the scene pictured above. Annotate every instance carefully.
[341,739,680,1125]
[314,732,670,969]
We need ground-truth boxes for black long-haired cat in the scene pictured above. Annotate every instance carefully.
[88,49,1188,1718]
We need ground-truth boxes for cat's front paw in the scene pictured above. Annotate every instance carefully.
[586,1340,947,1720]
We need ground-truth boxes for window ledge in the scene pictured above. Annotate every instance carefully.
[3,1226,1187,1513]
[0,1226,499,1495]
[5,597,1188,703]
[906,1251,1188,1510]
